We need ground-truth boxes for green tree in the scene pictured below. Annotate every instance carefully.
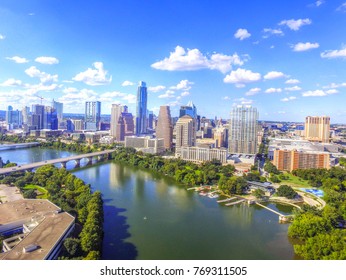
[276,185,297,199]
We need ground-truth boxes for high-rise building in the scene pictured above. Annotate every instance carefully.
[85,101,101,131]
[31,104,45,130]
[6,106,22,129]
[228,105,258,155]
[110,104,123,138]
[179,101,197,119]
[43,106,58,130]
[304,116,330,143]
[72,119,85,131]
[175,115,196,156]
[148,111,154,130]
[273,149,330,172]
[52,99,63,125]
[21,106,30,125]
[156,106,173,150]
[115,115,125,141]
[122,112,135,136]
[136,81,148,135]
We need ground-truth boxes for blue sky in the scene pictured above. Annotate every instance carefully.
[1,0,346,123]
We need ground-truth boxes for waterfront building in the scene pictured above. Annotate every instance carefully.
[228,105,258,155]
[136,81,148,135]
[304,116,330,143]
[0,199,75,260]
[179,146,228,164]
[175,115,196,156]
[122,112,135,136]
[21,106,30,125]
[85,101,101,131]
[43,106,58,130]
[272,149,330,172]
[156,106,173,150]
[125,135,165,154]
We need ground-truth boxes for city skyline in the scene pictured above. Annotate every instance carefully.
[1,1,346,122]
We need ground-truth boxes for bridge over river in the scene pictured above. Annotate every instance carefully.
[0,142,40,151]
[0,149,116,175]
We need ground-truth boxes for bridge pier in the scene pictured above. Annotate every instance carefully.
[74,159,81,168]
[86,157,93,165]
[61,162,67,169]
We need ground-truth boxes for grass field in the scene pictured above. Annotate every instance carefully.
[24,184,48,199]
[278,172,311,189]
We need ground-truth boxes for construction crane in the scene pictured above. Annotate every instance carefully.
[35,95,45,105]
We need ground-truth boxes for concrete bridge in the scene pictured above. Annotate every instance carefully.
[0,142,40,151]
[0,149,116,175]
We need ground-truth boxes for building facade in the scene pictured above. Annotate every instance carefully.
[125,136,165,154]
[304,116,330,143]
[175,115,196,156]
[228,105,258,155]
[272,149,330,172]
[136,81,148,135]
[156,106,173,150]
[180,146,228,164]
[110,104,123,138]
[85,101,101,131]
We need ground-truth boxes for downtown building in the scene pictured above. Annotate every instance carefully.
[228,105,258,155]
[175,115,196,157]
[136,81,148,135]
[156,106,173,150]
[272,149,330,172]
[304,116,330,143]
[180,146,228,164]
[85,101,101,131]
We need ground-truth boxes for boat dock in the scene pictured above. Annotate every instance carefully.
[217,197,237,203]
[225,199,245,206]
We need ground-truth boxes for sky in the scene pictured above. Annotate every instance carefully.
[1,0,346,123]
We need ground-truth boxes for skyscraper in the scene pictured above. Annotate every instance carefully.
[228,105,258,155]
[136,81,148,135]
[115,115,125,141]
[304,116,330,143]
[6,105,22,129]
[179,101,197,119]
[52,99,63,126]
[156,106,173,150]
[110,104,123,138]
[85,101,101,131]
[31,104,45,130]
[175,115,196,156]
[43,106,58,130]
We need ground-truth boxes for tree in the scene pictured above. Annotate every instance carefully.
[63,238,81,257]
[264,161,280,175]
[23,189,37,199]
[276,185,297,199]
[253,189,265,198]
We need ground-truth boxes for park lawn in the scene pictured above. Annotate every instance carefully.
[24,184,48,199]
[279,172,311,189]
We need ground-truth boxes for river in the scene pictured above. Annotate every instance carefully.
[0,147,296,260]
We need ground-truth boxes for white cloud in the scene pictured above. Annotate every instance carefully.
[148,85,166,92]
[292,42,319,52]
[122,80,134,86]
[336,3,346,12]
[285,86,302,91]
[315,0,325,7]
[181,91,190,97]
[302,89,338,97]
[222,96,231,100]
[170,80,194,91]
[281,96,297,102]
[326,89,339,94]
[321,46,346,58]
[279,18,312,31]
[151,45,245,73]
[223,68,261,87]
[323,82,346,89]
[234,97,253,105]
[245,87,261,96]
[166,101,180,107]
[0,78,23,87]
[263,28,284,37]
[158,90,175,99]
[73,62,112,85]
[0,34,5,40]
[6,56,29,63]
[35,56,59,64]
[63,87,79,94]
[265,88,282,93]
[25,66,58,85]
[234,28,251,40]
[277,111,286,114]
[264,71,286,80]
[122,94,136,104]
[285,79,300,84]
